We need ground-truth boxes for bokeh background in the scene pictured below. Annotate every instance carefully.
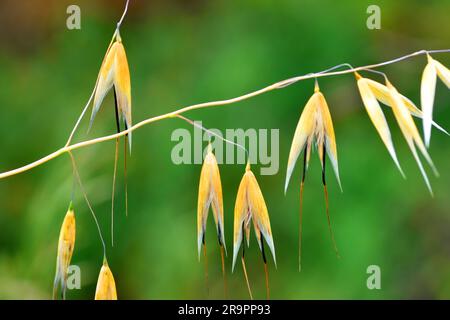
[0,0,449,299]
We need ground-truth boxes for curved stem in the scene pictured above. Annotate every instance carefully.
[176,115,249,157]
[65,31,116,147]
[69,152,107,258]
[65,89,95,147]
[117,0,130,30]
[1,49,449,180]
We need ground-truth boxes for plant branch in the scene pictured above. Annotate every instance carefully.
[1,48,449,180]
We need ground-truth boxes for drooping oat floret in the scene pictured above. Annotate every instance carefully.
[285,81,341,271]
[53,203,76,300]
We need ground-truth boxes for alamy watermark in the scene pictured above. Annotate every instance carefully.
[366,5,381,30]
[171,121,280,175]
[67,5,81,30]
[366,264,381,290]
[66,265,81,290]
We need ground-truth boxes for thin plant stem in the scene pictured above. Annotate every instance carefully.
[71,161,76,202]
[359,68,388,82]
[1,49,450,180]
[176,115,249,158]
[68,152,107,258]
[117,0,130,30]
[65,30,117,147]
[65,89,95,147]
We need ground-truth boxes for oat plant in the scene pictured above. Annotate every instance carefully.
[1,0,450,300]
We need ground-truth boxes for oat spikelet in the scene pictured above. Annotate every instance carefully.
[356,74,403,175]
[421,55,438,147]
[357,73,439,193]
[197,144,227,296]
[433,59,450,88]
[232,163,275,299]
[421,55,450,146]
[285,81,341,270]
[92,33,132,247]
[53,202,76,300]
[285,81,341,193]
[232,163,276,271]
[359,76,448,135]
[95,259,118,300]
[386,79,437,194]
[90,33,132,150]
[197,144,226,258]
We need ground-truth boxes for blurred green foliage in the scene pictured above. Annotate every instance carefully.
[0,0,449,299]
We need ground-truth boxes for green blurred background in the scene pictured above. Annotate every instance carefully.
[0,0,449,299]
